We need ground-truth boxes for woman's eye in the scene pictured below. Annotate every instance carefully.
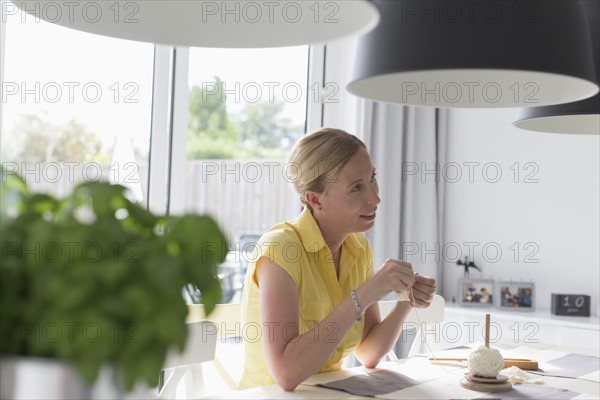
[351,185,361,192]
[370,175,377,182]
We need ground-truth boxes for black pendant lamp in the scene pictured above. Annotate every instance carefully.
[348,0,598,108]
[10,0,379,48]
[513,0,599,134]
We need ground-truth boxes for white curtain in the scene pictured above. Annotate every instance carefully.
[358,101,448,288]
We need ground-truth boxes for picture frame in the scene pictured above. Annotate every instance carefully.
[497,281,535,311]
[458,278,494,307]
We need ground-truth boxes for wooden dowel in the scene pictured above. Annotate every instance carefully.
[428,357,539,370]
[485,314,490,348]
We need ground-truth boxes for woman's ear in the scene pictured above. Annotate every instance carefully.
[304,191,322,210]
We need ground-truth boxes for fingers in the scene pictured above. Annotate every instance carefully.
[390,260,415,292]
[378,260,438,301]
[412,274,437,308]
[414,274,436,292]
[399,268,415,290]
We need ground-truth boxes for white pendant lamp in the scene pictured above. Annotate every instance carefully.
[513,0,599,134]
[9,0,380,48]
[348,0,599,108]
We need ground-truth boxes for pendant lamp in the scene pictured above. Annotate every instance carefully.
[347,0,598,108]
[9,0,379,48]
[513,0,599,134]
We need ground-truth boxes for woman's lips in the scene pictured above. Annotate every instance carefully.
[360,212,376,220]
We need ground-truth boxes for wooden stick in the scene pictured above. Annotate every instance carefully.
[429,357,532,362]
[485,314,490,348]
[428,357,539,370]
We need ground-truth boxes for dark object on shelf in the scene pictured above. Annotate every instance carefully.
[551,294,591,316]
[456,256,481,277]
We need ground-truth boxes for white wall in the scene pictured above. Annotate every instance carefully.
[442,108,599,314]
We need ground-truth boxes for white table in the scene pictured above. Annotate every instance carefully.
[201,343,600,399]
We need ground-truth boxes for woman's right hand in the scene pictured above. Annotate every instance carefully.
[359,258,415,307]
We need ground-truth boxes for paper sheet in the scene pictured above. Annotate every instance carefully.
[533,354,600,379]
[316,370,420,397]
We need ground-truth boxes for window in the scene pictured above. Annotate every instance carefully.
[1,14,153,202]
[184,47,310,302]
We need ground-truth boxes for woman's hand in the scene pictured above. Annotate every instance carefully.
[410,273,437,308]
[359,259,415,307]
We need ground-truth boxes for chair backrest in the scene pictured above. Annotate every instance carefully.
[379,294,445,359]
[187,303,242,340]
[158,321,217,399]
[187,303,243,390]
[162,321,217,369]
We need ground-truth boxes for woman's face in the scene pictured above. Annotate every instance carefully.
[318,148,381,234]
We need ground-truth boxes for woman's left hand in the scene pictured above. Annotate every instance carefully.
[411,273,436,308]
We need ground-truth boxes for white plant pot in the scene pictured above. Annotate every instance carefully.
[0,356,123,399]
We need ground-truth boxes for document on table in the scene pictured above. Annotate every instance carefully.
[532,353,600,380]
[315,370,421,397]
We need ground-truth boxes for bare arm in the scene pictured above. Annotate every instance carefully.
[257,259,360,391]
[354,272,437,367]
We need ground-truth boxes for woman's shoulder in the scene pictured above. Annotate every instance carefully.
[257,221,302,247]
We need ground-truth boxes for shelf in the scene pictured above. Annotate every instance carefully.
[444,304,600,331]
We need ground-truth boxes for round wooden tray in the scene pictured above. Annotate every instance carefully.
[460,377,512,393]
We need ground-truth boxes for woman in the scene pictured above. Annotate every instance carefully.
[239,128,436,390]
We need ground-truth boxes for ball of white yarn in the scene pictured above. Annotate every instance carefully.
[467,346,504,378]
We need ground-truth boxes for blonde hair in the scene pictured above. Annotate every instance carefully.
[286,128,367,209]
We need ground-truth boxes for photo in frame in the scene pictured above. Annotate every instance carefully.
[497,281,535,311]
[458,278,494,307]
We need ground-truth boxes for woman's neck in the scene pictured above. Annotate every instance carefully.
[312,210,347,264]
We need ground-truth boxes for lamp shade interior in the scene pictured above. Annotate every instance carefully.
[10,0,380,48]
[349,69,598,109]
[514,114,599,135]
[348,0,599,108]
[513,0,599,134]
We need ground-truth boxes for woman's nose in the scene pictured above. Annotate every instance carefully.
[369,184,381,205]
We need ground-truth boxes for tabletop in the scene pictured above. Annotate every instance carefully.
[201,343,600,399]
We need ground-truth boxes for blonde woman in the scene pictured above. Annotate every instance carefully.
[239,128,436,390]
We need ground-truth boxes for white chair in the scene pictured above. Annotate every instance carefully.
[379,294,445,360]
[157,321,218,399]
[186,303,242,390]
